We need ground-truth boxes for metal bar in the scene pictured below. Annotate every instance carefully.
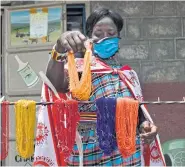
[141,101,185,104]
[1,100,185,105]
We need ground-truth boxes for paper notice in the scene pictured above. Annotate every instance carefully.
[30,11,48,39]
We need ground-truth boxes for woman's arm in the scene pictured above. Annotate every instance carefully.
[46,58,69,93]
[46,31,86,92]
[138,106,146,126]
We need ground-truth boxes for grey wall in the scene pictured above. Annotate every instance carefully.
[91,1,185,144]
[91,1,185,84]
[4,1,185,84]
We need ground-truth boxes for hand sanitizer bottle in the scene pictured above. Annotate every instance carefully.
[15,55,39,88]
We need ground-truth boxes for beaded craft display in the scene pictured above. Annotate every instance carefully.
[15,100,36,158]
[116,98,139,158]
[53,99,80,161]
[0,101,9,160]
[96,97,117,155]
[67,42,92,101]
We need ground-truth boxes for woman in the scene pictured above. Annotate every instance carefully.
[46,8,158,166]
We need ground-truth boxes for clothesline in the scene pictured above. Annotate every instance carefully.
[2,100,185,105]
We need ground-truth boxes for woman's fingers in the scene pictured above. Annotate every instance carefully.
[58,31,86,53]
[66,35,77,52]
[140,122,158,144]
[78,32,86,41]
[62,39,72,52]
[72,33,84,52]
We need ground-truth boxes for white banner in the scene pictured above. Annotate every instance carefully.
[30,12,48,39]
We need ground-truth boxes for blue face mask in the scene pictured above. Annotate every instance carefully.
[93,37,120,59]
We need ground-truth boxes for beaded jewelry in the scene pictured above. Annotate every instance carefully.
[96,97,117,155]
[53,99,80,161]
[15,100,36,158]
[116,98,139,158]
[67,41,92,100]
[0,101,9,160]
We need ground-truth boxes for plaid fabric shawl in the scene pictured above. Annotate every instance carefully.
[67,65,141,166]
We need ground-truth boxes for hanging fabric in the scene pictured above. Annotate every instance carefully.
[15,100,36,158]
[116,97,139,158]
[0,101,9,160]
[67,41,92,100]
[53,99,80,161]
[34,84,65,166]
[96,97,117,155]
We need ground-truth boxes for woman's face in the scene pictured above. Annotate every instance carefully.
[91,17,118,42]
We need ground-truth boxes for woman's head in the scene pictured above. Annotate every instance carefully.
[86,8,123,40]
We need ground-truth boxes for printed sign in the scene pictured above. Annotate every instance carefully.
[30,9,48,40]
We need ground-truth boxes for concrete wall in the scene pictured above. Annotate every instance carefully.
[91,1,185,143]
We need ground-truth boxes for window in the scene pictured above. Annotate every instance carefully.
[0,8,4,97]
[67,4,86,34]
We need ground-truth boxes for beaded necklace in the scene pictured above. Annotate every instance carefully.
[116,97,139,158]
[15,100,36,158]
[96,97,117,155]
[0,101,9,160]
[53,99,80,161]
[67,42,92,100]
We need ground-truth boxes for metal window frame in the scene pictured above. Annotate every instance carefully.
[3,1,90,53]
[4,2,65,52]
[1,7,6,167]
[64,1,90,35]
[66,3,86,34]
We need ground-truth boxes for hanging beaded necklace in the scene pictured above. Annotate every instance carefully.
[15,100,36,158]
[116,97,139,158]
[0,101,9,160]
[67,41,92,100]
[53,99,80,161]
[96,97,117,155]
